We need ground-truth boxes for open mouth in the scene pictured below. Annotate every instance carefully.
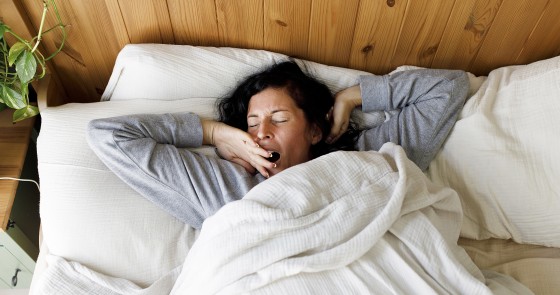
[266,151,281,163]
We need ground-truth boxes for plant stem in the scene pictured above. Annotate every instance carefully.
[44,0,66,61]
[5,30,29,45]
[31,1,48,54]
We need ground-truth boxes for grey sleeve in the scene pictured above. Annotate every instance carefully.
[355,69,469,171]
[86,112,260,229]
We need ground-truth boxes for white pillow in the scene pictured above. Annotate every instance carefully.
[101,44,371,101]
[38,100,216,286]
[101,44,389,129]
[428,55,560,247]
[101,44,485,133]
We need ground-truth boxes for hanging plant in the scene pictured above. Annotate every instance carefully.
[0,0,66,122]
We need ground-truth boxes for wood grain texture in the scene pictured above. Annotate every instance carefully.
[118,0,174,44]
[168,0,219,46]
[515,0,560,65]
[104,0,130,47]
[0,109,35,230]
[35,0,123,100]
[36,0,98,100]
[391,0,457,69]
[215,0,264,49]
[1,0,559,104]
[432,0,503,71]
[308,0,360,67]
[0,166,20,230]
[471,0,550,74]
[264,0,311,58]
[349,0,409,74]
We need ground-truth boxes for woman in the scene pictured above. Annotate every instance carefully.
[87,61,469,229]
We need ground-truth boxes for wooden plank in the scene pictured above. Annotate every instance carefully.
[515,1,560,65]
[153,0,175,44]
[3,0,560,103]
[18,0,120,101]
[307,0,360,67]
[263,0,311,58]
[432,0,503,71]
[0,168,19,231]
[391,0,458,70]
[0,0,35,41]
[0,109,35,230]
[167,0,219,46]
[215,0,264,49]
[348,0,409,74]
[104,0,132,47]
[52,0,124,101]
[471,0,549,75]
[40,0,103,100]
[118,0,174,44]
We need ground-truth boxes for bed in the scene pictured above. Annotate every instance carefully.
[28,44,560,294]
[1,1,558,294]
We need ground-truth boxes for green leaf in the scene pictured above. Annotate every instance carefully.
[0,87,4,104]
[0,24,6,40]
[15,50,37,83]
[2,84,26,109]
[0,103,6,112]
[13,104,39,122]
[8,42,26,66]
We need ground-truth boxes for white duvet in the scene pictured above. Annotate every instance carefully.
[36,143,531,295]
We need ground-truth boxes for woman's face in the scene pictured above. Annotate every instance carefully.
[247,87,321,176]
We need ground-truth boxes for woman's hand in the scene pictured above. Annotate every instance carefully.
[202,120,276,177]
[326,85,362,144]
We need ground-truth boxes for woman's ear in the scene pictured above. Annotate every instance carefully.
[311,124,323,145]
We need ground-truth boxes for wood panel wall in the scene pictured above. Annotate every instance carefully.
[1,0,560,105]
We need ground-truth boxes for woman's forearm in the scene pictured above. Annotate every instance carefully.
[201,119,218,145]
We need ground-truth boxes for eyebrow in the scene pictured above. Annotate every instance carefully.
[247,109,289,118]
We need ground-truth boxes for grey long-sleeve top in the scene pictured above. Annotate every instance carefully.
[87,69,468,229]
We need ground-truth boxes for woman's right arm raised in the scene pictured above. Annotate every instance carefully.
[87,113,261,229]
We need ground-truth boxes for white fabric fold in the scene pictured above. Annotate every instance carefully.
[170,143,532,295]
[35,255,180,295]
[34,143,532,295]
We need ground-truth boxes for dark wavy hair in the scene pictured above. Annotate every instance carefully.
[217,61,359,159]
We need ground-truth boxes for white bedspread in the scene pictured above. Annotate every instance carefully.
[35,143,531,295]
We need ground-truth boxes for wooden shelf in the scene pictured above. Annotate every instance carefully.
[0,109,36,231]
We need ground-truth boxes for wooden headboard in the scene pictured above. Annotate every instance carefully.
[2,0,559,106]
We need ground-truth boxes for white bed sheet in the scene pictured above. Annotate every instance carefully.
[33,145,532,294]
[31,234,560,295]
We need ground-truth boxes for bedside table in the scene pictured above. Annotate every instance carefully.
[0,108,38,289]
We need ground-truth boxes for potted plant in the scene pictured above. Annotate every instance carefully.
[0,0,66,123]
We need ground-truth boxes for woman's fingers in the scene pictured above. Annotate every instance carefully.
[216,127,277,177]
[230,158,256,174]
[238,139,275,177]
[326,106,350,144]
[327,86,362,144]
[247,141,271,159]
[230,156,273,178]
[326,121,348,144]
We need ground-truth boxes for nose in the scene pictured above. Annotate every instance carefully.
[256,121,273,141]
